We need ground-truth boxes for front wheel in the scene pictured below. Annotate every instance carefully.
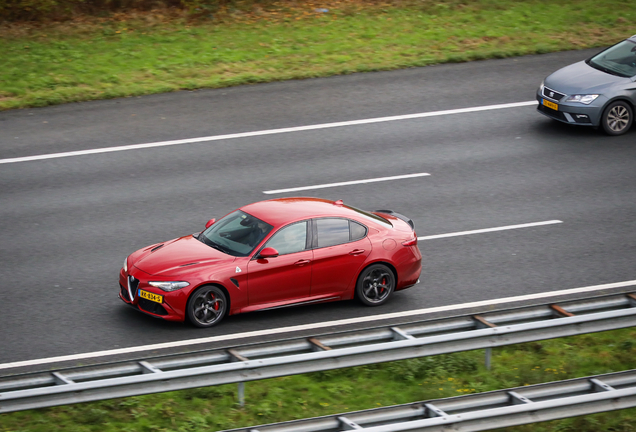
[186,285,227,328]
[356,264,395,306]
[601,101,633,136]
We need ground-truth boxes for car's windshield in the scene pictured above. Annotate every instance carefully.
[588,39,636,78]
[199,210,273,257]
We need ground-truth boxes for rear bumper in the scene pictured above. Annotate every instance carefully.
[395,248,422,291]
[400,278,421,291]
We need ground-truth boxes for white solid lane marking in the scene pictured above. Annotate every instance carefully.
[1,278,634,371]
[418,220,563,240]
[263,173,430,194]
[0,101,538,165]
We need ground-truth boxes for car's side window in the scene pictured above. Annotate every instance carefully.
[350,220,367,241]
[264,221,308,255]
[316,218,353,248]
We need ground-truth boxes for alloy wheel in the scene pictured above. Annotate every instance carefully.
[602,101,633,136]
[607,105,630,133]
[357,264,395,306]
[187,286,227,327]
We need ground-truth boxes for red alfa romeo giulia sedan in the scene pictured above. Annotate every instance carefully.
[119,198,422,327]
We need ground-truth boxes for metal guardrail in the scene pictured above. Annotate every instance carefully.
[1,292,635,413]
[222,369,636,432]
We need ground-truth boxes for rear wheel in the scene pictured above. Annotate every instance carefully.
[186,286,227,328]
[601,101,633,136]
[356,264,395,306]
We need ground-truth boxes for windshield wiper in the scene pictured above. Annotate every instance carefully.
[589,60,629,77]
[601,67,625,77]
[207,240,232,255]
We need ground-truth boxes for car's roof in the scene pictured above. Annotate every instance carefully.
[241,197,371,227]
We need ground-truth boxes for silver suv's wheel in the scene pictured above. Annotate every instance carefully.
[601,101,633,136]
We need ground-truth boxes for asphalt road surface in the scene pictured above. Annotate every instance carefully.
[1,47,635,373]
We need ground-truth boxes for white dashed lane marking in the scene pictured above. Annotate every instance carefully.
[418,220,563,240]
[263,173,430,194]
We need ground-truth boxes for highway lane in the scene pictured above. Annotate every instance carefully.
[0,48,601,160]
[1,48,636,370]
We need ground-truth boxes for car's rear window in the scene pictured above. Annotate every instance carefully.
[344,205,393,228]
[350,220,367,240]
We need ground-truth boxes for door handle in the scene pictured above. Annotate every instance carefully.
[349,249,365,256]
[294,259,311,266]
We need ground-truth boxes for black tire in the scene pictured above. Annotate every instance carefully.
[601,101,633,136]
[186,285,227,328]
[355,264,395,306]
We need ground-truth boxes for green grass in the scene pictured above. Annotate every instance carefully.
[1,328,636,432]
[0,0,634,110]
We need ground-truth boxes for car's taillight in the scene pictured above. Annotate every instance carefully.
[402,234,417,246]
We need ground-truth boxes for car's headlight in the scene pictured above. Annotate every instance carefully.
[123,256,128,272]
[148,281,190,292]
[539,81,544,92]
[565,94,599,105]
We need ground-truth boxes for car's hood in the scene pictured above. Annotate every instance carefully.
[545,61,628,95]
[133,235,235,276]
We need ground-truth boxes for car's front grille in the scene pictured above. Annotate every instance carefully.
[537,103,568,121]
[128,275,139,299]
[120,284,130,301]
[138,298,168,316]
[542,86,566,102]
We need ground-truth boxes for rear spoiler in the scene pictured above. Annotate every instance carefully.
[373,210,415,229]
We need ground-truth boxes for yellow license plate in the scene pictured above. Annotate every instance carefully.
[138,289,163,304]
[542,99,558,111]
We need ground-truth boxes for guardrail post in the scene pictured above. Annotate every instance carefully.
[473,315,495,371]
[229,349,248,407]
[485,348,492,370]
[238,382,245,407]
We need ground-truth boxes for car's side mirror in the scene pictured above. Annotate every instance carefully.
[258,247,279,259]
[205,218,216,229]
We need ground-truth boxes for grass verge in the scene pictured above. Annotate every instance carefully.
[1,328,636,432]
[0,0,634,110]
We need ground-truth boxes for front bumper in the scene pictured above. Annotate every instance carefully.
[118,267,185,322]
[536,90,605,127]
